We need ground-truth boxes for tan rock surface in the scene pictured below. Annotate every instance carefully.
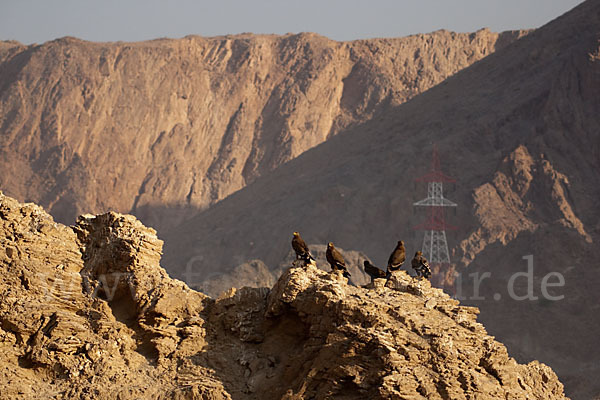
[0,192,568,398]
[0,29,525,231]
[0,192,227,399]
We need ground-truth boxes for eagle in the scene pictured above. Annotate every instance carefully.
[386,240,406,277]
[291,231,314,263]
[326,242,351,278]
[363,260,386,283]
[411,251,432,279]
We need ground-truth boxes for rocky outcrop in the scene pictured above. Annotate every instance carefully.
[457,144,592,267]
[0,192,568,398]
[0,29,526,231]
[0,192,227,399]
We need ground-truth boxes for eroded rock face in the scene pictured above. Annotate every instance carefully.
[0,193,567,398]
[0,29,526,231]
[0,192,227,399]
[457,144,592,267]
[264,266,566,399]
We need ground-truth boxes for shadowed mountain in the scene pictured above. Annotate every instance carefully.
[161,1,600,398]
[0,29,525,231]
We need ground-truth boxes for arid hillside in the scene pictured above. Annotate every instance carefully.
[0,29,525,231]
[0,192,567,399]
[161,1,600,399]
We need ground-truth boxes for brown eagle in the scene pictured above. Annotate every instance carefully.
[364,260,386,283]
[411,251,432,279]
[291,231,314,263]
[386,240,406,276]
[326,242,351,278]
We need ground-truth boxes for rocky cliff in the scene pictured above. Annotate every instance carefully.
[0,192,567,399]
[0,29,526,231]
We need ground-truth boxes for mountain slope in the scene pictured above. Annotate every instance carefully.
[161,1,600,398]
[0,192,567,399]
[0,29,525,231]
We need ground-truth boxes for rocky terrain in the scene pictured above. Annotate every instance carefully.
[0,28,526,231]
[0,1,598,398]
[0,192,568,399]
[160,1,600,399]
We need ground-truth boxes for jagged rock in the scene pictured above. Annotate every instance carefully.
[0,192,226,398]
[0,192,568,398]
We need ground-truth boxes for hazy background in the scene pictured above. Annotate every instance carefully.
[0,0,586,44]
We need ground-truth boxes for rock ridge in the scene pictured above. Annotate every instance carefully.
[0,192,567,398]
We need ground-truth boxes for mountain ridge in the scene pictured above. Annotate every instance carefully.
[0,28,526,232]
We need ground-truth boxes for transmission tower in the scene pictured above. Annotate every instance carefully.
[413,144,457,269]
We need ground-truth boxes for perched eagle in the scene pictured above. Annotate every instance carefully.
[326,242,351,278]
[363,260,386,283]
[291,232,314,263]
[411,251,432,279]
[386,240,406,276]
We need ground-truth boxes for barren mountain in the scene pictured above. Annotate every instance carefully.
[161,1,600,398]
[0,29,526,231]
[0,192,567,399]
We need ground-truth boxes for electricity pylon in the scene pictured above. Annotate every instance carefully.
[413,144,457,266]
